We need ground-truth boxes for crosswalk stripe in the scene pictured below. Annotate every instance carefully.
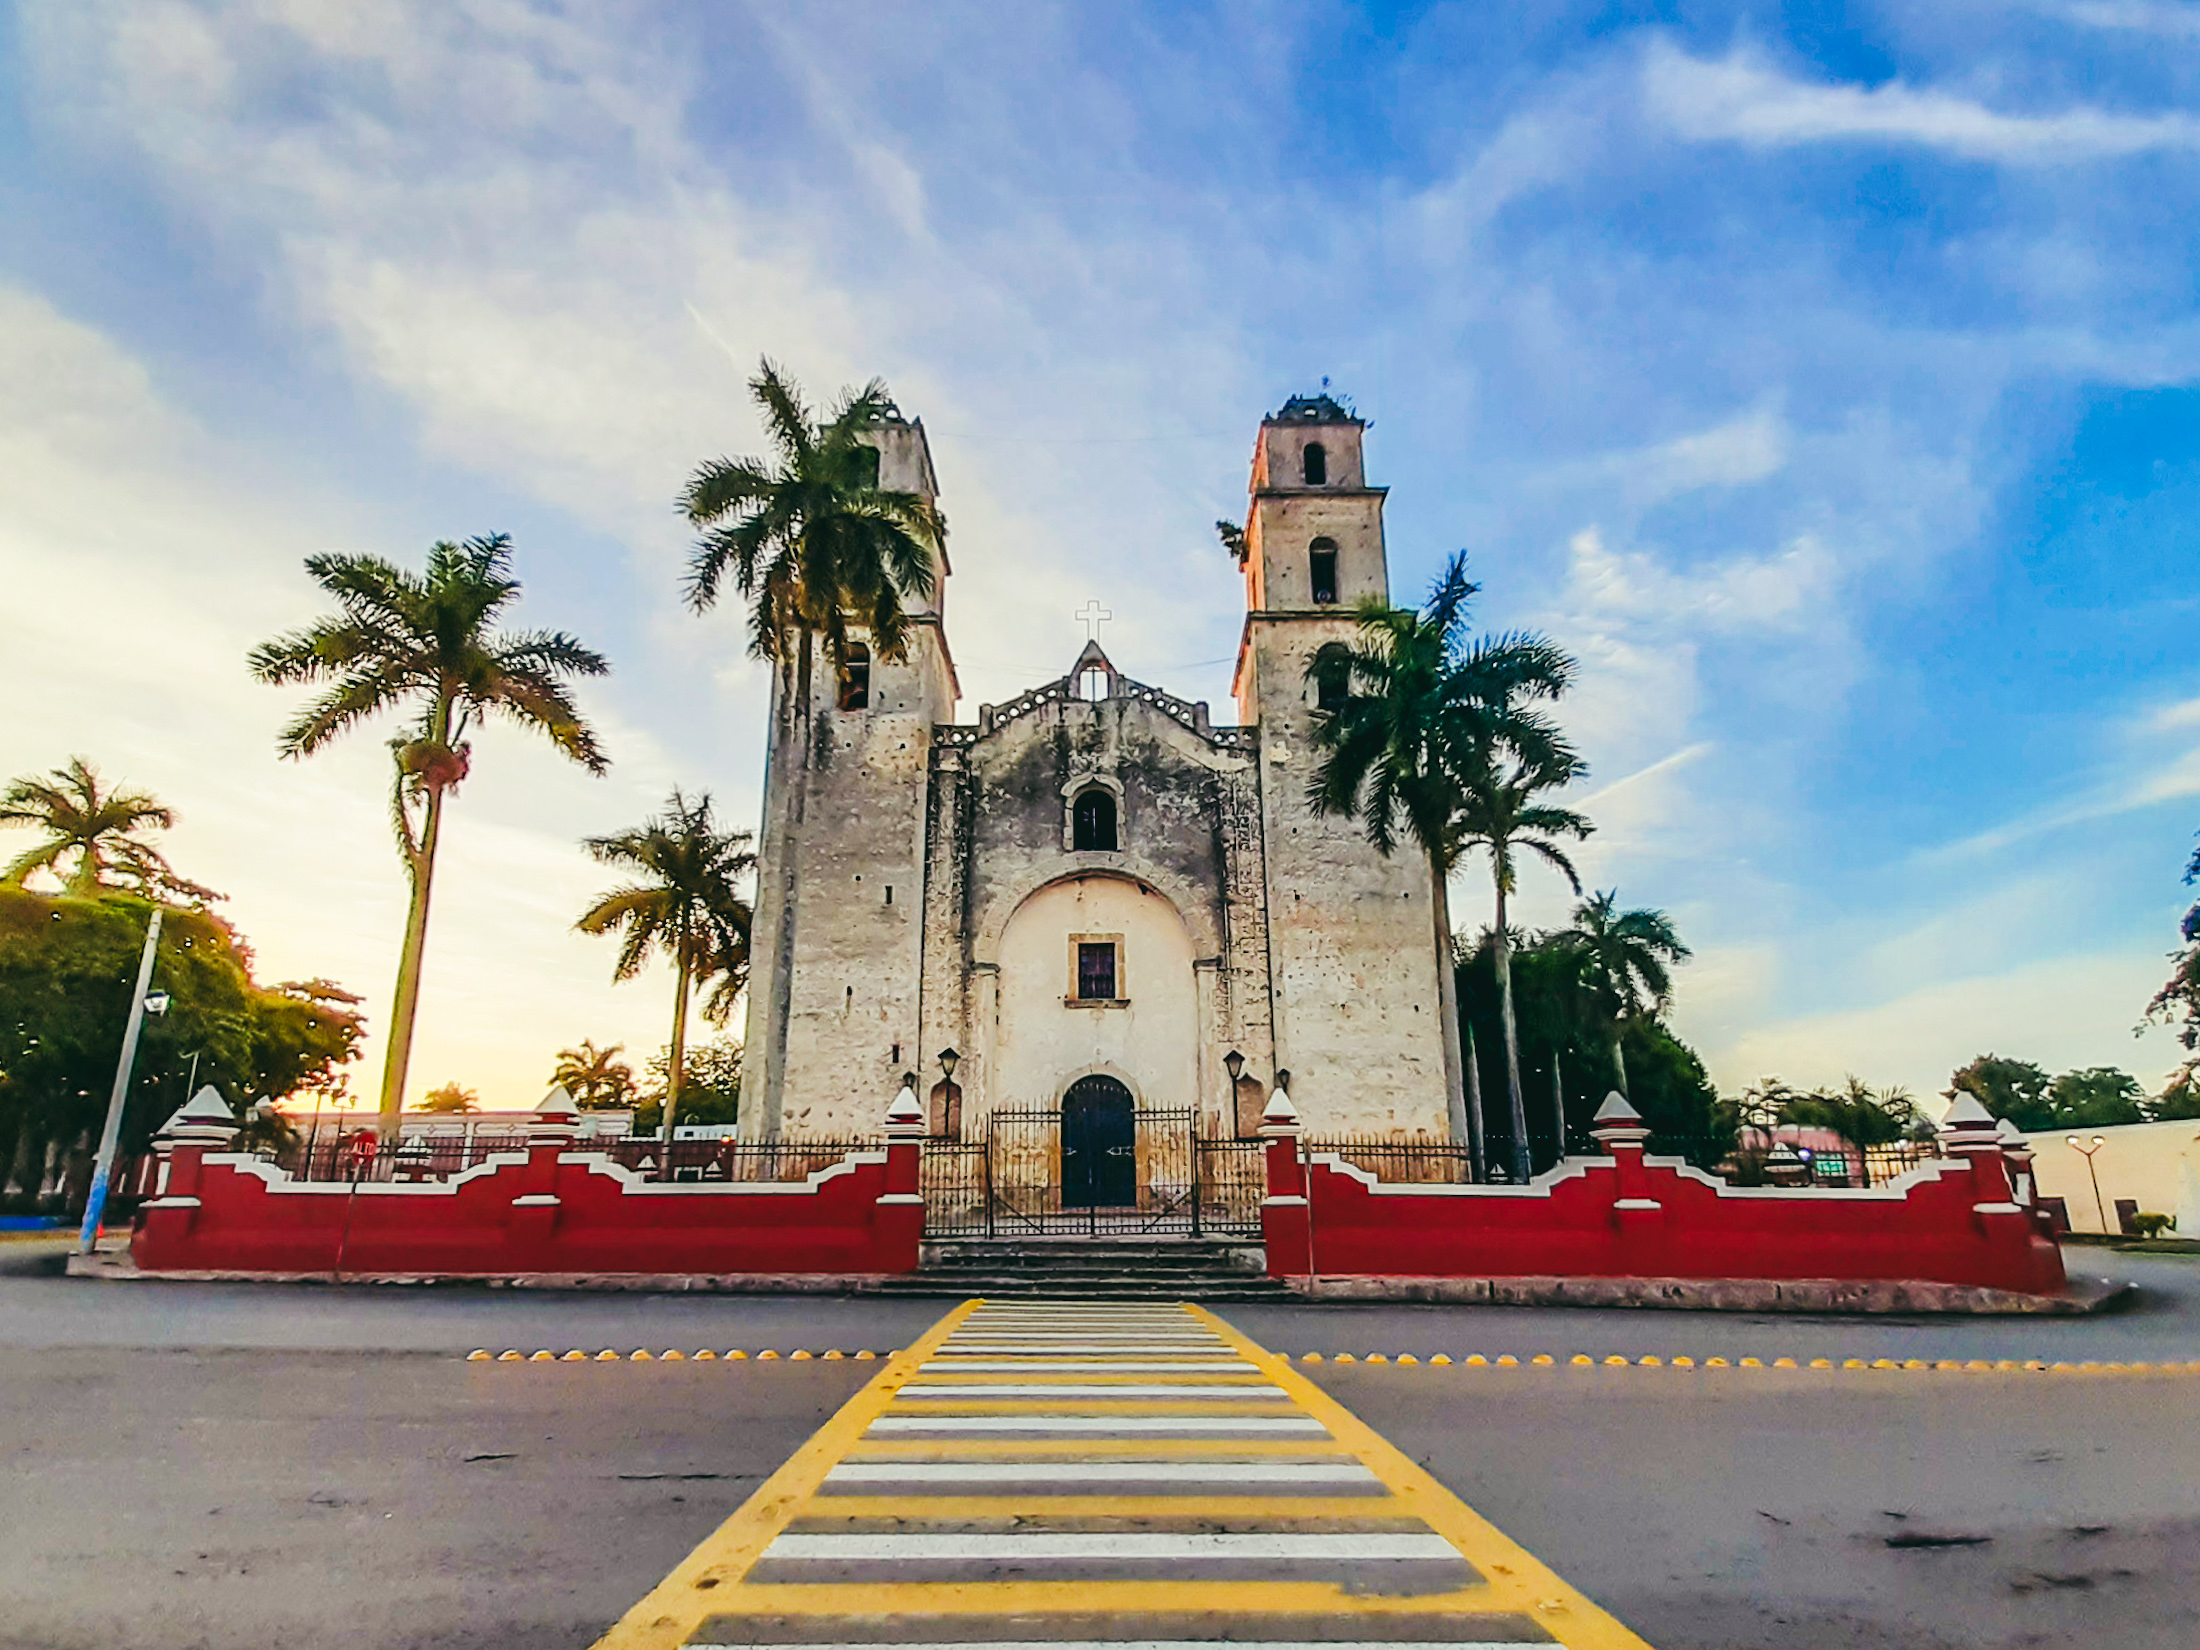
[589,1298,1653,1650]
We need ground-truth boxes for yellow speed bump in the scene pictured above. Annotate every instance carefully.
[529,1350,555,1362]
[465,1349,491,1361]
[561,1350,587,1361]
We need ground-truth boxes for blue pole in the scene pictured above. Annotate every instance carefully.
[78,907,163,1253]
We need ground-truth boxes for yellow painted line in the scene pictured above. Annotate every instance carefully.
[587,1297,978,1650]
[1191,1304,1654,1648]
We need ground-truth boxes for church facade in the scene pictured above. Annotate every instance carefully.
[739,397,1455,1152]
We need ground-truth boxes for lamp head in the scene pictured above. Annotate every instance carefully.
[144,990,172,1017]
[938,1047,960,1081]
[1223,1049,1245,1082]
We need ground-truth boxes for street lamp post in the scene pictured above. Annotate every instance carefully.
[2067,1134,2111,1234]
[78,907,168,1254]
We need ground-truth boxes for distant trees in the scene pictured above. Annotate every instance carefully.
[551,1040,638,1111]
[1949,1054,2166,1128]
[419,1082,480,1114]
[249,534,609,1134]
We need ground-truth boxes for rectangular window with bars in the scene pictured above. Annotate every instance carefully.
[1076,941,1118,1002]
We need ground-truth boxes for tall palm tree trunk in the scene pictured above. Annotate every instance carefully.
[1610,1031,1629,1098]
[662,950,692,1148]
[1492,874,1532,1182]
[1427,853,1471,1156]
[1464,1023,1487,1182]
[376,778,446,1138]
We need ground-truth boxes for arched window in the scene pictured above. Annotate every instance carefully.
[837,641,871,711]
[1309,538,1339,605]
[1302,442,1327,486]
[1314,644,1350,714]
[1072,787,1118,852]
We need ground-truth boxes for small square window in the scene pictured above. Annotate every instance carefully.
[1077,941,1118,1002]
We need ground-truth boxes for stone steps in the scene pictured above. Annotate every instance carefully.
[886,1237,1291,1301]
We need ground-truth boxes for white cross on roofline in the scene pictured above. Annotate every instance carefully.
[1074,599,1114,643]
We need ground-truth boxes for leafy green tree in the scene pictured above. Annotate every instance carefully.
[575,791,754,1141]
[1950,1054,2056,1131]
[2144,829,2199,1071]
[2154,1063,2200,1121]
[1305,551,1577,1167]
[551,1040,637,1111]
[249,534,609,1135]
[636,1037,741,1133]
[419,1082,479,1114]
[2,758,218,904]
[1618,1018,1729,1159]
[1454,930,1724,1166]
[0,889,363,1205]
[1558,890,1690,1098]
[2046,1066,2147,1128]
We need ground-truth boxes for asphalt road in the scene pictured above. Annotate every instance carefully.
[3,1242,2197,1649]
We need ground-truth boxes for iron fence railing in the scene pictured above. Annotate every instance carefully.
[266,1134,879,1185]
[1301,1132,1948,1189]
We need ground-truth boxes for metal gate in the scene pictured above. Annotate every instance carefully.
[919,1105,1266,1239]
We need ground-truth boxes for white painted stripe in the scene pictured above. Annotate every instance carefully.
[897,1383,1290,1398]
[940,1344,1227,1354]
[686,1645,1531,1650]
[866,1415,1327,1433]
[918,1361,1257,1373]
[944,1337,1225,1345]
[692,1642,1525,1650]
[691,1641,1523,1650]
[823,1460,1383,1485]
[762,1532,1459,1560]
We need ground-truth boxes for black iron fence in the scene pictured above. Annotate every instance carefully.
[1301,1131,1947,1189]
[266,1133,879,1185]
[919,1122,1267,1239]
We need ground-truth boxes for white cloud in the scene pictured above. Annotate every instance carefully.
[1705,949,2185,1098]
[2058,1,2200,37]
[1643,40,2200,162]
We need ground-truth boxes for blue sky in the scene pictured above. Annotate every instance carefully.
[2,0,2194,1108]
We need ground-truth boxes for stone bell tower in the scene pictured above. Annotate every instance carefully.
[1229,393,1457,1136]
[741,414,957,1140]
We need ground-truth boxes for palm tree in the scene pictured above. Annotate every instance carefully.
[248,535,609,1135]
[1559,890,1690,1098]
[680,359,944,722]
[1,758,218,903]
[1460,752,1594,1182]
[574,790,755,1141]
[551,1040,638,1111]
[1307,552,1577,1166]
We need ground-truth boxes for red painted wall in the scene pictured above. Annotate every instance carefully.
[1262,1130,2066,1295]
[132,1138,925,1276]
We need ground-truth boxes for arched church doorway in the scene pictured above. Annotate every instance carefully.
[1061,1074,1136,1208]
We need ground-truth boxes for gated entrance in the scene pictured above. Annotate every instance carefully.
[920,1098,1266,1239]
[1061,1075,1136,1208]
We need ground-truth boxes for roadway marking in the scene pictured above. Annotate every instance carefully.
[588,1299,1652,1650]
